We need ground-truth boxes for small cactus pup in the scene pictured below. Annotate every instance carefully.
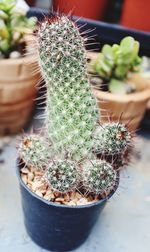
[45,160,79,193]
[93,122,132,155]
[37,15,99,160]
[82,160,117,196]
[93,122,133,170]
[19,134,51,170]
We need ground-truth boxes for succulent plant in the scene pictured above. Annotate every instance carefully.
[37,16,98,160]
[19,134,51,170]
[0,0,36,58]
[82,160,117,195]
[18,15,134,199]
[92,36,142,94]
[45,160,79,193]
[93,122,132,155]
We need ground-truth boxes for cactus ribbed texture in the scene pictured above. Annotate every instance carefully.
[19,135,51,170]
[93,123,131,155]
[45,160,78,193]
[82,160,117,195]
[37,16,98,159]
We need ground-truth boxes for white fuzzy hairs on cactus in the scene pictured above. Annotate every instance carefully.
[37,16,99,160]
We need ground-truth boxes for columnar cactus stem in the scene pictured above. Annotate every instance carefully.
[37,16,98,159]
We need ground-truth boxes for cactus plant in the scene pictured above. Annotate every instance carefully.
[93,122,132,155]
[45,160,79,193]
[19,134,51,170]
[82,160,117,195]
[18,15,134,200]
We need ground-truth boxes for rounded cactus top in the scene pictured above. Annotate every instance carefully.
[93,122,131,155]
[45,159,79,193]
[19,134,51,170]
[82,159,117,195]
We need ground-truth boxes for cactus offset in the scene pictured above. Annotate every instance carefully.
[37,16,98,159]
[45,160,79,193]
[19,134,51,170]
[82,160,117,195]
[93,122,132,155]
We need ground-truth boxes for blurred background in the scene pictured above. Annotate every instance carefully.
[0,1,150,252]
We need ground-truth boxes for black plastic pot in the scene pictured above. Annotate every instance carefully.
[17,163,118,252]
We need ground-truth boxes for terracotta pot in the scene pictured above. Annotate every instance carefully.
[88,52,150,131]
[53,0,108,20]
[121,0,150,32]
[93,88,150,131]
[0,55,40,135]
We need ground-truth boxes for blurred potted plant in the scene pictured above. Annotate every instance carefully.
[89,36,150,130]
[0,0,39,135]
[121,0,150,32]
[53,0,108,20]
[17,15,134,251]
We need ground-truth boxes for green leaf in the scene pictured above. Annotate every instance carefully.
[0,20,9,39]
[120,36,135,54]
[0,39,9,52]
[114,65,129,79]
[109,79,127,94]
[0,0,16,12]
[102,44,113,60]
[0,10,8,19]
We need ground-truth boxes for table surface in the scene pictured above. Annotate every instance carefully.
[0,128,150,252]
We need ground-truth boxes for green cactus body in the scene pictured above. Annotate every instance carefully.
[45,160,78,193]
[82,160,117,195]
[37,16,98,159]
[93,122,131,155]
[18,16,133,198]
[19,134,51,170]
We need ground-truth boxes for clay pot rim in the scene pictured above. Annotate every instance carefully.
[0,54,37,65]
[93,87,150,103]
[17,159,119,210]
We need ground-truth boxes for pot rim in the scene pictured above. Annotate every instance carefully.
[0,54,37,65]
[93,87,150,103]
[16,160,119,210]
